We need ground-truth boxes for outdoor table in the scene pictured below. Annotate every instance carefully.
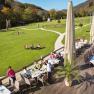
[31,64,47,78]
[56,48,64,53]
[48,59,60,65]
[60,51,64,55]
[0,85,11,94]
[31,70,43,78]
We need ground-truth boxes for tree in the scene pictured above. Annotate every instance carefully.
[12,5,24,25]
[49,9,57,20]
[22,7,42,23]
[22,7,33,22]
[0,12,5,29]
[37,10,48,21]
[56,11,66,19]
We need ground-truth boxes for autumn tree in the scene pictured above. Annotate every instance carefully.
[49,9,57,20]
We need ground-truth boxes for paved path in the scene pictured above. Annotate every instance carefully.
[40,28,65,51]
[40,24,90,50]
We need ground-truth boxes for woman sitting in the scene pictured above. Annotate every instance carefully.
[36,44,41,49]
[22,67,32,79]
[34,62,42,70]
[31,44,34,49]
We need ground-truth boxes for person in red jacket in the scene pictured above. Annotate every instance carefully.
[7,66,16,85]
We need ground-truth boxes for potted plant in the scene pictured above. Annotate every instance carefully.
[63,62,79,87]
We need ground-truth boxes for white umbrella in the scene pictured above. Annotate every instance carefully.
[90,13,94,44]
[64,0,76,64]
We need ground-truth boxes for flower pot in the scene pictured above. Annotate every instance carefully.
[64,78,72,87]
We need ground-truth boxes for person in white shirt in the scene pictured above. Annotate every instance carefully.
[46,60,52,84]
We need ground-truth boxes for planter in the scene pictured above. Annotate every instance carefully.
[64,78,72,87]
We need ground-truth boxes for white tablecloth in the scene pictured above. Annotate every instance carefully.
[48,59,60,65]
[32,70,43,78]
[31,65,47,78]
[0,85,11,94]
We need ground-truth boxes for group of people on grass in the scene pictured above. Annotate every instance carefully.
[25,44,41,50]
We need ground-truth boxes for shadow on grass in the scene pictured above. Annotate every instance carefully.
[25,47,46,50]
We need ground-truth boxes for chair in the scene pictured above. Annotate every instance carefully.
[23,77,36,93]
[37,74,48,86]
[24,77,31,86]
[25,77,36,86]
[11,81,21,94]
[15,81,20,90]
[20,73,25,81]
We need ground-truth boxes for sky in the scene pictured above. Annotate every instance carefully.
[18,0,87,10]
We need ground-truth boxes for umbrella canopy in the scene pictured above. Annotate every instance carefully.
[64,0,76,64]
[90,13,94,44]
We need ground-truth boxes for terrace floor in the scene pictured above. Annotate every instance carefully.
[29,52,94,94]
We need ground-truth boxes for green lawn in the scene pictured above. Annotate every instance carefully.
[24,16,90,35]
[0,28,58,76]
[0,16,91,76]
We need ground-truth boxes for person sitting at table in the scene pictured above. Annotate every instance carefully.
[31,44,34,49]
[40,61,47,71]
[49,52,56,59]
[24,44,30,49]
[7,66,16,86]
[34,62,42,70]
[57,53,64,65]
[22,67,32,79]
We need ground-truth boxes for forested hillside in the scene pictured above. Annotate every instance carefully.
[0,0,48,29]
[0,0,94,29]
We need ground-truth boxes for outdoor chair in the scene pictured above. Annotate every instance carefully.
[20,73,25,81]
[11,80,28,94]
[24,76,36,86]
[37,73,48,86]
[11,81,21,94]
[14,81,20,91]
[23,77,37,93]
